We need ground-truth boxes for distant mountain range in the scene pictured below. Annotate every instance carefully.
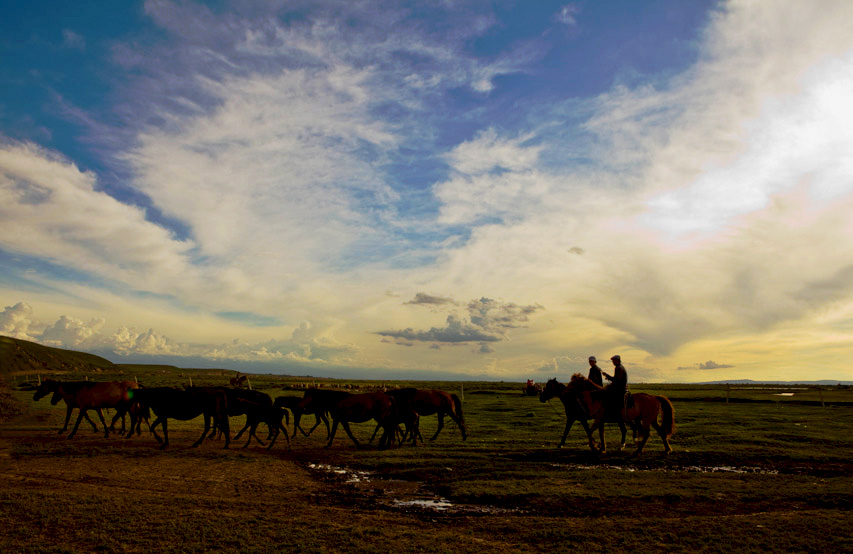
[698,379,853,386]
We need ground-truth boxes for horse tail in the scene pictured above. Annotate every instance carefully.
[450,394,467,439]
[656,396,675,437]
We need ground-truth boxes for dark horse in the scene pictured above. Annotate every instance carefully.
[33,379,139,438]
[539,375,628,452]
[368,388,421,446]
[299,389,398,449]
[210,388,291,450]
[129,387,230,449]
[294,388,352,440]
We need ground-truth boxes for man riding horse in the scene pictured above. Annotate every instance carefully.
[602,354,631,418]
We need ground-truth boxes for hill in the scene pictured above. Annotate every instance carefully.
[0,335,117,377]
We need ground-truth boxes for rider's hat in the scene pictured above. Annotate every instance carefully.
[588,356,596,362]
[610,354,621,361]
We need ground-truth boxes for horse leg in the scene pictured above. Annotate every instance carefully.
[160,419,169,450]
[67,409,89,439]
[340,420,361,449]
[631,426,651,457]
[651,421,672,455]
[559,418,576,448]
[193,415,211,447]
[94,408,110,438]
[367,421,383,444]
[430,414,445,441]
[149,417,164,445]
[618,422,627,451]
[325,419,341,448]
[59,404,74,433]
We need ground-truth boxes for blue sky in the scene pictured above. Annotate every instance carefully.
[3,1,853,382]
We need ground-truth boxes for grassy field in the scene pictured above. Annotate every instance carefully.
[1,368,851,553]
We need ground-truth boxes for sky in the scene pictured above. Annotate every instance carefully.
[2,0,853,383]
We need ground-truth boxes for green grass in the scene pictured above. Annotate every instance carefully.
[2,369,852,553]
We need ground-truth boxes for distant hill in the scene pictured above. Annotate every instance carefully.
[0,335,117,376]
[698,378,853,386]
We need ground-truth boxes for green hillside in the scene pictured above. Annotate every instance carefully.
[0,335,117,377]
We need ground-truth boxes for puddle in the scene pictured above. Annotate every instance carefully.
[307,463,372,483]
[392,498,453,510]
[551,463,779,475]
[306,462,517,513]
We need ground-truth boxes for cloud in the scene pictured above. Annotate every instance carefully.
[377,297,543,349]
[61,29,86,50]
[555,4,581,27]
[405,293,457,307]
[0,302,37,341]
[678,360,735,370]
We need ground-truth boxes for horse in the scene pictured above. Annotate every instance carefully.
[33,379,139,439]
[33,379,100,435]
[294,388,352,439]
[298,389,397,448]
[405,389,466,442]
[272,395,325,439]
[209,388,291,450]
[129,387,230,449]
[539,375,628,452]
[368,388,421,446]
[604,390,676,457]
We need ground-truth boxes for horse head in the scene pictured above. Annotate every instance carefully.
[33,379,59,401]
[539,378,564,403]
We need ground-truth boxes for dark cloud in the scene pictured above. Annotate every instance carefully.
[568,246,585,255]
[377,297,543,348]
[405,292,457,306]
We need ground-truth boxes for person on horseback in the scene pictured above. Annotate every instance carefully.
[587,356,603,386]
[602,354,630,416]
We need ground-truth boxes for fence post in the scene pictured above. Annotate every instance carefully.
[247,377,252,391]
[726,383,730,403]
[460,383,464,401]
[819,388,825,407]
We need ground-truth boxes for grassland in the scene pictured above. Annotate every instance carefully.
[1,366,851,553]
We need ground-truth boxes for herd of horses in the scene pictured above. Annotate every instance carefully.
[31,379,468,451]
[31,373,674,456]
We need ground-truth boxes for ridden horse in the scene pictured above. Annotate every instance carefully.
[539,375,628,452]
[299,389,397,448]
[406,389,467,442]
[602,390,676,456]
[294,389,352,439]
[129,387,230,449]
[34,379,139,438]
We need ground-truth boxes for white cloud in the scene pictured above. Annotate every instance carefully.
[0,302,37,341]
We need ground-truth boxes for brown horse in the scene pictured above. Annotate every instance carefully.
[406,389,467,442]
[368,388,422,446]
[612,391,675,456]
[539,375,627,452]
[564,374,675,456]
[34,379,139,438]
[129,387,230,449]
[33,379,100,435]
[301,390,398,449]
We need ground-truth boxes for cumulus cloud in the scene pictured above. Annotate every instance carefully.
[377,297,543,351]
[0,302,38,341]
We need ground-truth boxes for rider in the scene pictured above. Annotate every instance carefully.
[587,356,603,387]
[602,354,629,415]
